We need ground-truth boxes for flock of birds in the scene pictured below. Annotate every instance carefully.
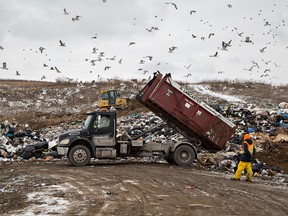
[0,1,287,83]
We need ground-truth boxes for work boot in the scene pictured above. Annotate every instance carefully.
[230,177,240,181]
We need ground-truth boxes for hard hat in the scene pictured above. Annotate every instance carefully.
[244,134,251,140]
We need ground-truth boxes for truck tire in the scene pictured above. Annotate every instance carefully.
[172,145,195,166]
[68,145,91,166]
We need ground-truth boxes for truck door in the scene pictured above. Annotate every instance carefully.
[92,114,116,146]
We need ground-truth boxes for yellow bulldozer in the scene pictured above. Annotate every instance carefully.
[97,89,129,110]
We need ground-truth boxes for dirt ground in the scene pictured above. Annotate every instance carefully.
[1,160,287,216]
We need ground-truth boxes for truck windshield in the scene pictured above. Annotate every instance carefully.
[83,115,93,130]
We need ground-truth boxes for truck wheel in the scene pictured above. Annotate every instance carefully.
[68,145,91,166]
[173,145,195,166]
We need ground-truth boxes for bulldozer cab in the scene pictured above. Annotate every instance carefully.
[98,89,128,109]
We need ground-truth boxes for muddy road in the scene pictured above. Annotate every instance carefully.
[1,160,288,216]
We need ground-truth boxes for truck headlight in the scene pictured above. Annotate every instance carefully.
[59,138,70,145]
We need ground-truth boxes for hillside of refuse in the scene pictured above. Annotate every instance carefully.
[0,77,288,174]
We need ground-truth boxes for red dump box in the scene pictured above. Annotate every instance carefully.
[136,72,237,151]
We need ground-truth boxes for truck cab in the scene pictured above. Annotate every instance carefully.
[57,111,119,166]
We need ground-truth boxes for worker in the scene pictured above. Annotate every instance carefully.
[231,133,256,182]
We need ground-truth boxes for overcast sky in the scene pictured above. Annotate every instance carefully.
[0,0,287,84]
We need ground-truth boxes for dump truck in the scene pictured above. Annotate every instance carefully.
[57,72,237,166]
[97,89,129,110]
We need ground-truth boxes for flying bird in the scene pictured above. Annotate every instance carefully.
[184,64,192,69]
[227,4,232,8]
[92,47,98,53]
[16,71,20,76]
[39,47,45,53]
[63,8,69,15]
[168,46,177,53]
[41,75,46,80]
[1,62,8,69]
[0,46,4,50]
[59,40,66,47]
[144,56,153,61]
[209,51,218,57]
[43,63,48,67]
[55,67,61,73]
[128,42,136,46]
[104,66,111,70]
[91,34,97,39]
[244,37,252,43]
[259,47,267,53]
[221,40,232,50]
[237,32,244,37]
[183,73,192,78]
[208,33,215,38]
[165,2,178,10]
[72,15,81,22]
[190,10,196,15]
[191,34,197,38]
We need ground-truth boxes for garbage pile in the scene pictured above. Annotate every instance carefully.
[0,102,287,182]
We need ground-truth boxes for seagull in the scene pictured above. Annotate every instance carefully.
[146,27,153,32]
[209,51,218,57]
[16,71,20,76]
[118,58,122,64]
[222,39,232,50]
[208,33,215,38]
[72,15,81,22]
[139,59,145,64]
[165,2,177,10]
[191,34,197,38]
[91,34,97,39]
[63,8,69,15]
[41,75,46,80]
[259,47,267,53]
[184,64,192,69]
[168,46,177,53]
[90,60,97,66]
[183,73,192,78]
[243,65,256,71]
[251,61,260,68]
[43,63,48,67]
[244,37,252,43]
[55,67,61,73]
[144,56,153,61]
[107,55,116,60]
[218,71,224,74]
[59,40,66,47]
[227,4,232,8]
[104,66,111,70]
[39,47,45,53]
[237,32,244,37]
[0,46,4,50]
[92,47,98,53]
[190,10,196,15]
[128,42,135,46]
[1,62,8,69]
